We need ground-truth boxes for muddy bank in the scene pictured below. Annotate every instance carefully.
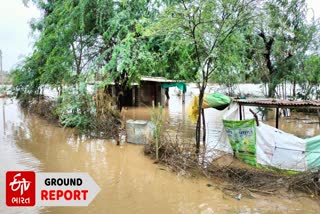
[17,95,121,139]
[144,134,320,199]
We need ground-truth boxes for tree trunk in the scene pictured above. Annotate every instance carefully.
[201,108,206,148]
[196,115,201,154]
[293,79,296,98]
[196,87,205,154]
[268,83,277,98]
[114,77,121,111]
[115,71,129,112]
[258,32,278,98]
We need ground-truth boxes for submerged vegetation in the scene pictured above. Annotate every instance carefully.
[151,102,163,161]
[145,134,320,198]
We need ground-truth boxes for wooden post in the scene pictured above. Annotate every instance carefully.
[249,108,259,126]
[243,106,245,120]
[239,104,242,120]
[276,107,279,129]
[136,87,141,107]
[132,87,136,106]
[182,91,185,104]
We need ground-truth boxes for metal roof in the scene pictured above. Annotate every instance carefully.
[88,76,185,85]
[140,76,184,83]
[87,81,139,86]
[235,99,320,108]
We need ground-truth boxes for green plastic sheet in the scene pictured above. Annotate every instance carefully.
[306,135,320,169]
[204,93,231,110]
[161,83,187,92]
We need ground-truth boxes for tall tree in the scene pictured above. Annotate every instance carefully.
[97,0,171,110]
[148,0,254,152]
[298,54,320,99]
[253,0,317,97]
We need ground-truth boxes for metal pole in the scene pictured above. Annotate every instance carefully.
[276,107,279,129]
[182,91,185,104]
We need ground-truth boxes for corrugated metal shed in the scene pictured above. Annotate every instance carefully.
[235,99,320,128]
[89,76,185,84]
[141,76,184,83]
[235,99,320,108]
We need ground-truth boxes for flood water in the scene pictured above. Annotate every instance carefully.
[1,96,320,214]
[125,88,320,145]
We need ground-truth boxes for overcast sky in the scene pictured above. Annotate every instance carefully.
[0,0,40,71]
[0,0,319,72]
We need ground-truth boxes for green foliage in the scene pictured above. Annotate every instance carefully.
[147,0,255,149]
[252,0,319,97]
[10,54,43,100]
[210,32,251,94]
[296,54,320,99]
[16,0,320,99]
[13,0,320,138]
[0,85,8,94]
[304,55,320,85]
[98,0,181,87]
[56,82,94,130]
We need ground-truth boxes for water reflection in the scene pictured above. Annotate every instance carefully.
[0,99,42,214]
[125,93,320,143]
[265,112,320,138]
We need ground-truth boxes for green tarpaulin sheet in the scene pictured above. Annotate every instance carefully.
[204,93,231,110]
[161,83,187,92]
[306,135,320,169]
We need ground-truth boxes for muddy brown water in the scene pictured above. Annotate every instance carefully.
[1,97,320,214]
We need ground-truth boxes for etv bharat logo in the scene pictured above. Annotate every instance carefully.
[6,171,36,206]
[5,171,100,207]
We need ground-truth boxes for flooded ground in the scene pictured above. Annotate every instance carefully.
[1,96,320,213]
[125,89,320,145]
[266,113,320,138]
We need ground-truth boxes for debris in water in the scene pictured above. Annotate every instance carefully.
[236,193,242,201]
[206,184,213,187]
[199,203,208,209]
